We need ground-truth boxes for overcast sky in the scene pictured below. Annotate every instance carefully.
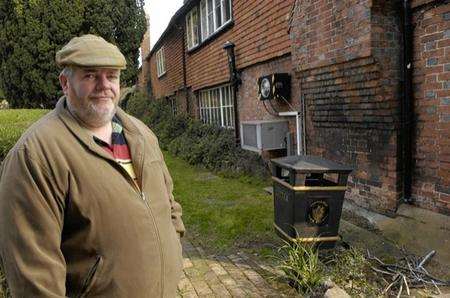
[144,0,184,50]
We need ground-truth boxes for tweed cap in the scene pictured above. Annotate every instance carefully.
[56,34,126,69]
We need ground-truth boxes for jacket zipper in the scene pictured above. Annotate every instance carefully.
[137,158,165,297]
[116,161,166,296]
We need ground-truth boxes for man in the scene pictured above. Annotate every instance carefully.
[0,34,184,297]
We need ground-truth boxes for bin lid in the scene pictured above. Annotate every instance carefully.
[271,155,353,174]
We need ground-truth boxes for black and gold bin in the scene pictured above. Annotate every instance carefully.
[271,155,353,249]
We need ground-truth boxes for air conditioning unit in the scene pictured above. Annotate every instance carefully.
[240,120,289,153]
[258,73,291,101]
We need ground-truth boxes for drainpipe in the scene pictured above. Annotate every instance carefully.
[278,111,303,155]
[401,0,413,203]
[180,24,189,115]
[223,41,241,144]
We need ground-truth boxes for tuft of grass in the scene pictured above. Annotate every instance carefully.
[0,109,48,159]
[326,247,382,296]
[275,240,324,294]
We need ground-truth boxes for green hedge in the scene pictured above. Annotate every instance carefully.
[0,109,49,160]
[125,92,269,179]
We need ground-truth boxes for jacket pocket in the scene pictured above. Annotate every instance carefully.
[77,255,104,298]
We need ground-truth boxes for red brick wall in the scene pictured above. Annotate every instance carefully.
[411,1,450,214]
[149,23,185,99]
[290,0,372,72]
[185,0,294,91]
[290,0,450,215]
[290,0,403,214]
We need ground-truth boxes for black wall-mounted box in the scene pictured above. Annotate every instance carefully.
[258,73,291,101]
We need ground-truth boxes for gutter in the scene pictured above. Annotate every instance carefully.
[400,0,413,203]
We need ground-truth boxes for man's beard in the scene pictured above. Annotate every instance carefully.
[67,98,117,128]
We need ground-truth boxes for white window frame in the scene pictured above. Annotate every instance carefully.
[199,84,234,128]
[185,7,199,49]
[199,0,232,41]
[156,47,166,78]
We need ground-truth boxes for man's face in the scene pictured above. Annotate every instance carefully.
[60,67,121,128]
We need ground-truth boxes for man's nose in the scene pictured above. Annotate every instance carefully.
[96,74,111,90]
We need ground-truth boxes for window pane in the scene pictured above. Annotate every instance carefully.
[161,48,165,73]
[208,91,212,124]
[223,86,228,105]
[224,107,228,127]
[215,0,222,28]
[200,0,207,40]
[186,13,192,48]
[192,9,198,46]
[207,0,214,35]
[222,0,231,22]
[229,107,234,128]
[212,90,217,124]
[214,89,219,107]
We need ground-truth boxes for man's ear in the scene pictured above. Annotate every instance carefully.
[59,73,69,95]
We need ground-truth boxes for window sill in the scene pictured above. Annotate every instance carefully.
[157,72,167,79]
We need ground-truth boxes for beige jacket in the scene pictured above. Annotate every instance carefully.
[0,97,184,297]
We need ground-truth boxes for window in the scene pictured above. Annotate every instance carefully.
[200,0,232,39]
[170,97,177,115]
[186,8,199,49]
[156,47,165,77]
[199,84,234,128]
[188,0,232,47]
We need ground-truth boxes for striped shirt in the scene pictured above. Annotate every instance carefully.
[93,116,138,189]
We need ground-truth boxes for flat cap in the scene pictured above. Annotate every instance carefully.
[56,34,126,69]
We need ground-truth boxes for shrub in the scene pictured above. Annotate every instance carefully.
[125,96,269,179]
[123,91,152,120]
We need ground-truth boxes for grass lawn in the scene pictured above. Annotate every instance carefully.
[165,151,281,255]
[0,109,49,159]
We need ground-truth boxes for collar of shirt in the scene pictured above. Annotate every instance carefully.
[93,115,122,148]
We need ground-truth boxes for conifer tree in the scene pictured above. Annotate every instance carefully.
[0,0,146,108]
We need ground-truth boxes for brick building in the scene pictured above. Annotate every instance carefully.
[142,0,450,216]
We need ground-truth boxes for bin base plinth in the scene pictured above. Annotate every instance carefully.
[274,223,341,249]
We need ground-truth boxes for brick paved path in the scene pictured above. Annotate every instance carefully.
[177,238,299,297]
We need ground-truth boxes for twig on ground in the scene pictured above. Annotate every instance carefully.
[368,249,450,296]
